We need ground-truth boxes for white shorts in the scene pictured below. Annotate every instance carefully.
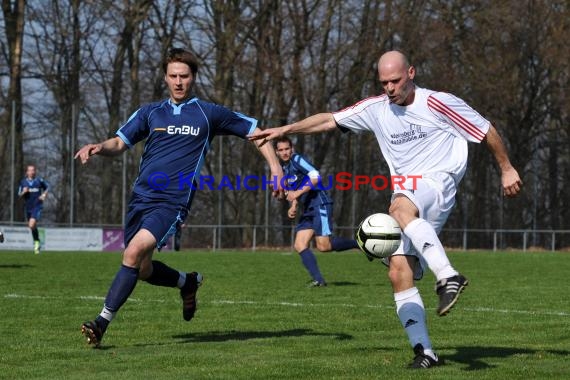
[383,172,457,279]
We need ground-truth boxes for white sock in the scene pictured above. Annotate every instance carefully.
[394,287,436,360]
[99,306,115,322]
[177,271,187,289]
[404,218,458,281]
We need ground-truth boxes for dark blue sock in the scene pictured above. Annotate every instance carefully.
[95,315,110,331]
[31,227,39,241]
[104,265,139,313]
[331,236,359,251]
[145,260,179,287]
[299,248,324,283]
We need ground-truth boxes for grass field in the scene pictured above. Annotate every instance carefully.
[1,249,569,379]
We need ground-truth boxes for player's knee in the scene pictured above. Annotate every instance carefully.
[294,242,308,253]
[123,244,147,267]
[315,241,332,252]
[388,260,413,288]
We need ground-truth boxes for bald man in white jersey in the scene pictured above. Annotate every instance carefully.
[251,51,522,368]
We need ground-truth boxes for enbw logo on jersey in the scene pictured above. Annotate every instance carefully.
[166,125,200,136]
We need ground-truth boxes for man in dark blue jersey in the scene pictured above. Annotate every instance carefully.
[275,137,358,287]
[75,48,283,347]
[18,165,49,254]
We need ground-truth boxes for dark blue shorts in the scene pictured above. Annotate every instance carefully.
[124,195,187,249]
[25,205,43,221]
[296,203,333,237]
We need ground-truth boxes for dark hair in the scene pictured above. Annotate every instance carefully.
[162,48,199,76]
[273,136,293,149]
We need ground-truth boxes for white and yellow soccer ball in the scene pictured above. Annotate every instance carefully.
[355,213,401,260]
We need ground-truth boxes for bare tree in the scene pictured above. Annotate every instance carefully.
[0,0,25,220]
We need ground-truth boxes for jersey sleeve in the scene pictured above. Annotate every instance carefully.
[427,92,490,143]
[292,154,320,178]
[17,179,25,195]
[39,178,49,192]
[332,97,379,133]
[116,106,152,148]
[208,103,258,138]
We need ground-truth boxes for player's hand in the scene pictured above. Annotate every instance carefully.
[247,127,287,147]
[39,194,46,201]
[502,167,522,197]
[74,143,103,164]
[287,205,297,219]
[286,190,299,202]
[21,187,29,194]
[270,168,285,199]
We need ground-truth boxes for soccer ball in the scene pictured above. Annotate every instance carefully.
[355,213,401,260]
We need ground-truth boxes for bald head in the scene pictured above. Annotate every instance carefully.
[377,51,416,106]
[378,51,410,73]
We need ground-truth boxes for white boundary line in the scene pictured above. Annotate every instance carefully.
[4,293,570,317]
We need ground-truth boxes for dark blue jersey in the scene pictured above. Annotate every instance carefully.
[283,153,332,213]
[117,97,257,209]
[18,177,49,210]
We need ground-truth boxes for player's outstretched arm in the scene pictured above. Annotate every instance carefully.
[74,136,128,164]
[250,128,285,198]
[248,113,337,146]
[484,125,522,197]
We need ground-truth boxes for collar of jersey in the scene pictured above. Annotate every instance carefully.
[168,97,198,115]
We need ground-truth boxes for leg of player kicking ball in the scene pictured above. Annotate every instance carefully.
[389,255,440,368]
[314,236,359,252]
[295,229,326,287]
[140,256,202,321]
[390,195,468,316]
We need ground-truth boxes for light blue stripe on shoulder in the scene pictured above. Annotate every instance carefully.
[293,154,316,172]
[126,109,139,123]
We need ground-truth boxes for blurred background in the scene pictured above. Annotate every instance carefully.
[0,0,568,250]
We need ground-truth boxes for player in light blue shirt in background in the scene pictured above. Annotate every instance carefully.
[275,136,359,287]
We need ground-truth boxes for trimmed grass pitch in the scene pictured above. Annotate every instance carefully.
[1,249,569,379]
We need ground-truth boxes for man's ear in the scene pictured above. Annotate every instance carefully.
[408,65,415,80]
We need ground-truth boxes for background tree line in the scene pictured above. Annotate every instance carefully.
[0,0,568,248]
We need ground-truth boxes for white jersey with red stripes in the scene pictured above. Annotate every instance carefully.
[333,86,490,183]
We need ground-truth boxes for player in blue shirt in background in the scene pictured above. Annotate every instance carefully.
[18,165,49,254]
[275,137,358,287]
[75,48,283,347]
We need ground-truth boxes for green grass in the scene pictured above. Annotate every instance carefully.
[1,250,569,379]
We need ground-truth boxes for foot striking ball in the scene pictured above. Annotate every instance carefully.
[355,213,401,260]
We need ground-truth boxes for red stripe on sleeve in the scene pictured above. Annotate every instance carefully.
[428,96,485,141]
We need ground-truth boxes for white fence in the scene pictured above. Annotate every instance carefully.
[177,225,570,252]
[1,223,569,252]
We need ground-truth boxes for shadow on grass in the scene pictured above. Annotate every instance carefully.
[328,281,360,287]
[0,264,34,269]
[93,345,117,351]
[173,328,353,343]
[444,346,570,370]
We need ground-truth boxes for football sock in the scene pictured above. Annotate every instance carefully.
[31,227,39,241]
[404,218,458,281]
[177,272,187,289]
[330,236,359,251]
[394,287,436,360]
[144,260,180,288]
[98,265,139,330]
[96,308,113,332]
[299,248,325,283]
